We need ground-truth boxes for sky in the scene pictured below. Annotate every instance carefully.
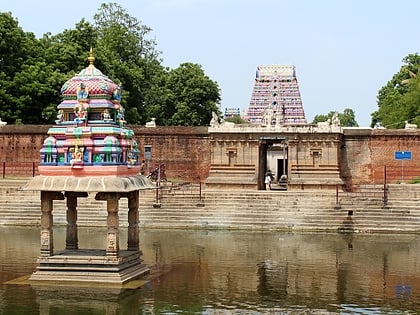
[2,0,420,127]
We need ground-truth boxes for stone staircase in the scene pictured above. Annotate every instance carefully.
[0,179,419,233]
[336,184,420,233]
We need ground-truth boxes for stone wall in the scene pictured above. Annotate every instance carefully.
[1,125,420,185]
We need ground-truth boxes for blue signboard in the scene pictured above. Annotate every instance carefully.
[395,151,412,160]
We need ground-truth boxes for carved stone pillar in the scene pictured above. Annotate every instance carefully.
[40,192,54,257]
[127,190,139,252]
[106,194,119,257]
[65,193,78,250]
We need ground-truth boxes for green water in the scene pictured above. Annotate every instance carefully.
[0,226,419,314]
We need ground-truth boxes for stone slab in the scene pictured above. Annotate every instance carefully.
[24,175,154,192]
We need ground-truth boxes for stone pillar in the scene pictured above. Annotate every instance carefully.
[127,190,140,252]
[106,193,119,257]
[65,193,78,250]
[40,192,54,257]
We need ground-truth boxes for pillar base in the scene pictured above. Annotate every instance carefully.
[29,249,149,285]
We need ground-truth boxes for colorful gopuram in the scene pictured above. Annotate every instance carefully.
[25,49,152,286]
[246,65,306,125]
[39,48,139,175]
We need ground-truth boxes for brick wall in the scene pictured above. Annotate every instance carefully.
[370,129,420,183]
[131,126,210,181]
[0,125,210,182]
[1,125,420,185]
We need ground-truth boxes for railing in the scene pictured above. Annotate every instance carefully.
[1,162,39,178]
[153,181,205,207]
[336,183,388,209]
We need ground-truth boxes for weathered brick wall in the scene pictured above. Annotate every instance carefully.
[370,129,420,183]
[0,125,49,163]
[342,128,420,186]
[0,125,210,181]
[341,129,373,187]
[1,125,420,185]
[131,126,210,181]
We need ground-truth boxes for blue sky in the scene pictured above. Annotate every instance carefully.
[2,0,420,126]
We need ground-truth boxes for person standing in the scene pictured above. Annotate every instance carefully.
[265,172,272,191]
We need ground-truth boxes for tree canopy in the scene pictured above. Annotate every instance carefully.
[0,3,221,126]
[371,53,420,128]
[311,108,359,127]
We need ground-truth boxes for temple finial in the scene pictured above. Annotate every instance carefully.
[88,48,95,66]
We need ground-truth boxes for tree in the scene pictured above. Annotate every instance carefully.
[161,63,221,126]
[225,115,247,124]
[371,53,420,128]
[0,12,98,124]
[93,2,161,124]
[311,108,359,127]
[0,12,38,123]
[0,4,222,126]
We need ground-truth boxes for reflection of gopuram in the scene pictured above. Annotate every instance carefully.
[25,48,153,286]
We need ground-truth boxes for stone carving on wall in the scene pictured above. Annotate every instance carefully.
[262,104,274,126]
[145,118,156,128]
[315,112,341,132]
[210,111,219,127]
[209,111,235,129]
[405,120,417,129]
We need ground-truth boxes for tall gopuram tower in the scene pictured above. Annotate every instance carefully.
[25,49,152,286]
[246,65,306,125]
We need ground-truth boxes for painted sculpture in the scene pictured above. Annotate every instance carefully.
[39,48,140,175]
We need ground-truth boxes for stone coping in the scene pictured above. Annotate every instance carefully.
[23,175,154,192]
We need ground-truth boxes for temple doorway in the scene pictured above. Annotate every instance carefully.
[258,138,288,190]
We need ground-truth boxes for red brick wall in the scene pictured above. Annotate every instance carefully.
[370,129,420,183]
[342,128,420,186]
[0,125,49,163]
[1,125,420,185]
[341,129,373,187]
[131,126,210,182]
[0,125,210,182]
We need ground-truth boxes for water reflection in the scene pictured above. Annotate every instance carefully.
[0,226,419,314]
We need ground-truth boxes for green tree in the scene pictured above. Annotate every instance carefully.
[162,63,221,126]
[0,12,39,123]
[225,115,246,124]
[371,53,420,128]
[93,2,161,124]
[0,12,97,124]
[41,19,99,75]
[0,4,222,126]
[311,108,359,127]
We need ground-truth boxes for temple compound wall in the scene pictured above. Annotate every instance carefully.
[1,125,420,189]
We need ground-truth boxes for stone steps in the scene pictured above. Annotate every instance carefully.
[0,179,419,232]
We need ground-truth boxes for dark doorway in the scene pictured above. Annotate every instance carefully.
[258,137,288,190]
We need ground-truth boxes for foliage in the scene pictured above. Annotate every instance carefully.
[311,108,359,127]
[371,53,420,128]
[225,115,246,124]
[408,177,420,184]
[0,3,221,126]
[162,63,221,126]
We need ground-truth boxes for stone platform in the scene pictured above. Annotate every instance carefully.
[30,249,150,285]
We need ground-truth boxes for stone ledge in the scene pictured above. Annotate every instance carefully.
[23,175,154,192]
